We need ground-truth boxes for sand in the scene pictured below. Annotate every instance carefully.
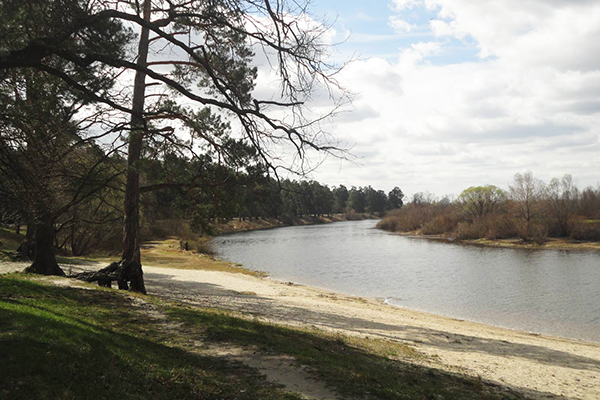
[3,261,599,399]
[136,265,600,399]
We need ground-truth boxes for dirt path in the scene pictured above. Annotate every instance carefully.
[128,295,345,400]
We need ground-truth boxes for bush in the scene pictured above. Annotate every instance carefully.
[570,221,600,241]
[420,214,458,235]
[376,216,398,231]
[194,238,216,255]
[179,237,215,255]
[142,219,196,241]
[376,214,420,232]
[482,215,519,239]
[279,214,295,225]
[345,211,366,221]
[452,221,487,240]
[514,221,547,244]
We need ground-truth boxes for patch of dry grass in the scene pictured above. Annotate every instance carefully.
[140,238,266,277]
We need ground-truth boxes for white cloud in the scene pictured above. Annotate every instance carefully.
[388,16,412,33]
[391,0,420,11]
[424,0,600,70]
[251,1,600,195]
[398,41,441,69]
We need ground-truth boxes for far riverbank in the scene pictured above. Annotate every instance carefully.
[213,212,377,235]
[387,230,600,251]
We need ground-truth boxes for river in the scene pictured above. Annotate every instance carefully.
[213,219,600,342]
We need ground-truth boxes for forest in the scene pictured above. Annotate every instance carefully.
[378,172,600,243]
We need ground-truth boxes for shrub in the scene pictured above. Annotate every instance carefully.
[279,214,295,225]
[514,221,548,244]
[179,237,216,255]
[570,221,600,241]
[482,215,519,239]
[376,214,420,232]
[452,221,487,240]
[345,211,365,221]
[143,219,196,241]
[376,216,398,231]
[420,214,458,235]
[194,238,216,255]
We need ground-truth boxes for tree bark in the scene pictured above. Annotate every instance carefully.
[117,0,151,293]
[24,213,64,276]
[70,1,151,291]
[16,216,36,260]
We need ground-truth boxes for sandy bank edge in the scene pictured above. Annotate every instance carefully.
[139,264,600,400]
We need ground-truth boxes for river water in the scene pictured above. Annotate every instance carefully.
[213,219,600,342]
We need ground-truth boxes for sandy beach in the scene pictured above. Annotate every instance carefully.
[2,260,599,399]
[139,265,600,399]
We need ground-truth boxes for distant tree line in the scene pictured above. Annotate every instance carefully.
[0,144,404,256]
[134,153,406,237]
[378,172,600,243]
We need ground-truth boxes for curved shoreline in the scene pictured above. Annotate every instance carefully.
[2,258,600,399]
[139,264,600,399]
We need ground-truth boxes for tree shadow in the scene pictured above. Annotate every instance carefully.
[143,271,600,374]
[0,279,299,400]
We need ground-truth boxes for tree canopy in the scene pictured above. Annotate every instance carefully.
[0,0,354,290]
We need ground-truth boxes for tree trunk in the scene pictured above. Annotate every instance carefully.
[16,216,36,260]
[117,0,151,293]
[24,213,64,276]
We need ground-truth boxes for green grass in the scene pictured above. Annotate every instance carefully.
[0,274,523,400]
[0,227,25,248]
[0,275,300,400]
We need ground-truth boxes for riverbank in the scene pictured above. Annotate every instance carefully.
[388,230,600,251]
[0,271,531,400]
[139,263,600,399]
[2,243,598,399]
[214,213,375,235]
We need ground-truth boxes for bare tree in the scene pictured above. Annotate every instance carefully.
[547,174,579,237]
[509,171,546,241]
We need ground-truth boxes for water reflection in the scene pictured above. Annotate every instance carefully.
[213,220,600,342]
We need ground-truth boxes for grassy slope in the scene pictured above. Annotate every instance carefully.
[0,274,524,400]
[0,275,299,400]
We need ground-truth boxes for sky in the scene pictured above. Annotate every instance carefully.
[267,0,600,198]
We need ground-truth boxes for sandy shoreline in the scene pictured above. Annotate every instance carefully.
[137,264,600,400]
[2,261,599,399]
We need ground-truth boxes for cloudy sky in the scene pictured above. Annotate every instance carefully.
[276,0,600,198]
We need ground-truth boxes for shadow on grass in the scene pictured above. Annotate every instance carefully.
[0,277,300,400]
[143,271,600,374]
[168,305,572,400]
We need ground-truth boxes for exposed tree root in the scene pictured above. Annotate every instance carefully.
[71,259,146,294]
